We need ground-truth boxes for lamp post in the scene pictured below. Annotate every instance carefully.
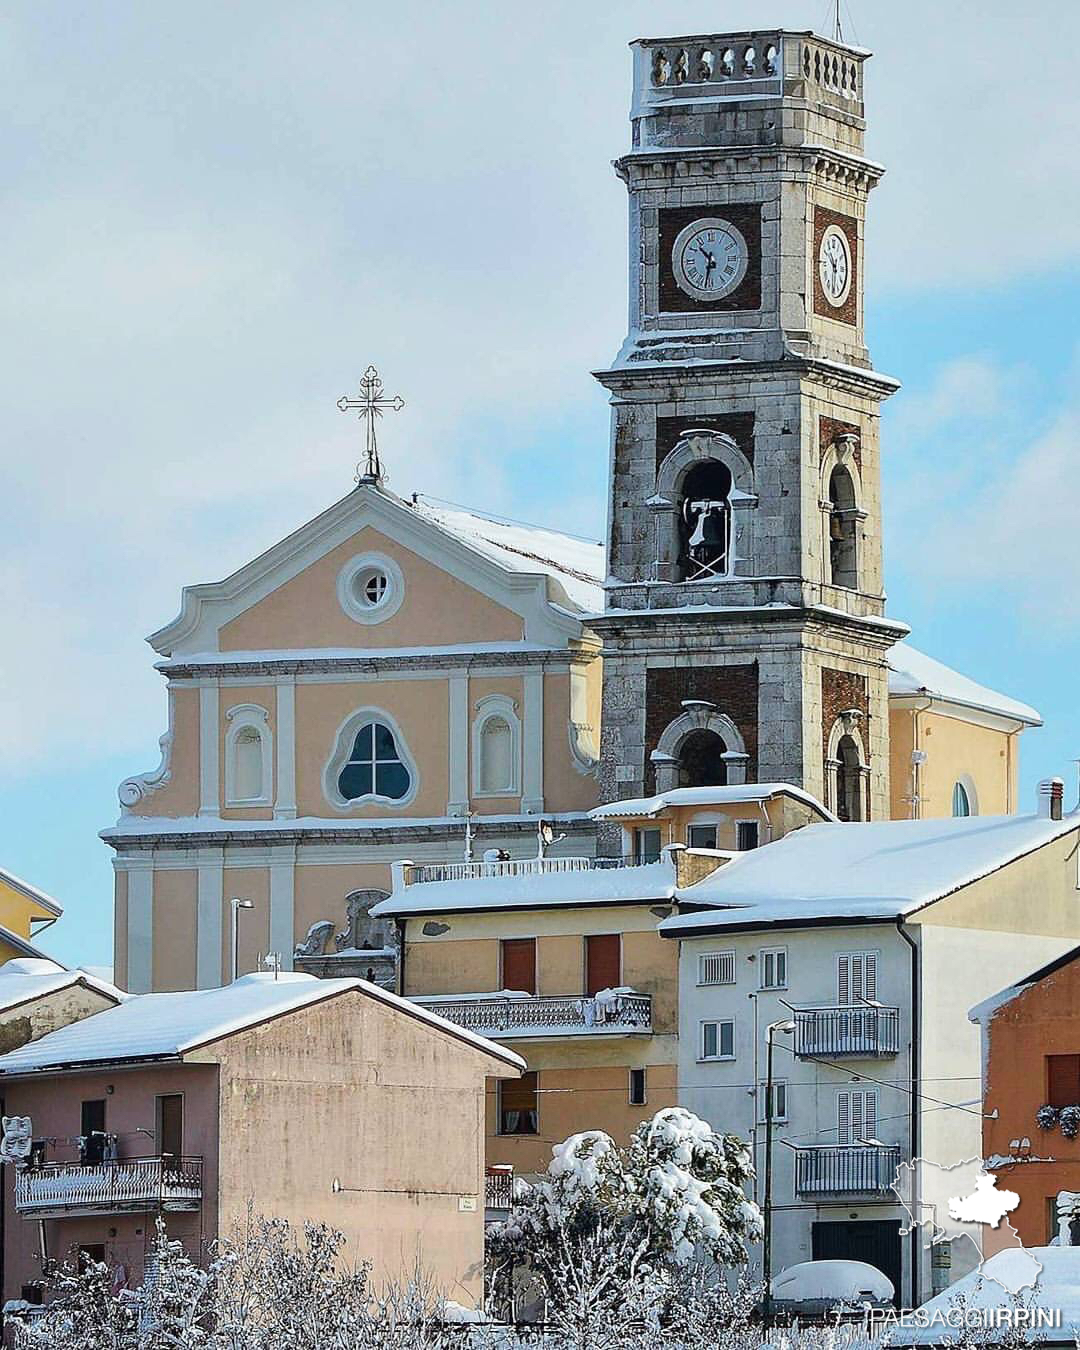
[230,898,254,982]
[762,1017,795,1326]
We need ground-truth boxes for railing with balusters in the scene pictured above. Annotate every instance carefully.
[794,1006,901,1058]
[795,1145,901,1195]
[416,992,652,1038]
[14,1156,203,1216]
[404,855,650,886]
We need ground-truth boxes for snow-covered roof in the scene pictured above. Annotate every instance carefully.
[0,958,125,1015]
[660,812,1079,936]
[371,859,676,919]
[411,496,604,613]
[589,783,835,821]
[883,1246,1080,1345]
[0,866,63,918]
[0,972,524,1075]
[887,642,1041,726]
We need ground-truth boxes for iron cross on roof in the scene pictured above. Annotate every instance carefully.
[337,365,405,485]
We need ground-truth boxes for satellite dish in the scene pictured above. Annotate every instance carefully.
[540,821,555,846]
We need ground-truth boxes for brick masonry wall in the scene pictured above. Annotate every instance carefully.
[656,413,755,474]
[820,666,870,758]
[812,206,858,327]
[644,662,759,791]
[658,203,763,314]
[818,414,862,472]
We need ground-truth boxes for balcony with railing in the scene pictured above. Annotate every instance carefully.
[794,1006,901,1059]
[14,1156,203,1219]
[402,855,646,886]
[795,1146,902,1196]
[415,991,652,1039]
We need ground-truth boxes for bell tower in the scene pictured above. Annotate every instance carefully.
[592,30,907,820]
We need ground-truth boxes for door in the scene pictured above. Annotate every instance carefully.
[157,1094,184,1161]
[501,938,536,994]
[586,934,621,996]
[81,1099,106,1164]
[812,1220,902,1302]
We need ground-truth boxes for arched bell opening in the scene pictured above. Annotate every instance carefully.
[679,459,733,580]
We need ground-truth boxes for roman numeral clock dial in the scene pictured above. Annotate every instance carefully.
[818,224,853,307]
[672,218,749,301]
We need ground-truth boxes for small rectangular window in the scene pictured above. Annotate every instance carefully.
[736,820,760,850]
[760,948,787,990]
[758,1079,788,1122]
[688,824,718,850]
[698,951,736,986]
[1047,1055,1080,1108]
[629,1068,647,1106]
[634,828,662,864]
[498,1071,539,1135]
[701,1019,735,1060]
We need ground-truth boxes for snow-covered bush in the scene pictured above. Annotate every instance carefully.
[1060,1105,1080,1139]
[487,1107,762,1330]
[1036,1104,1059,1131]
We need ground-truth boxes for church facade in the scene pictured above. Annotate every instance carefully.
[106,27,1040,996]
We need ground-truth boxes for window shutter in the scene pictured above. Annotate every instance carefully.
[865,953,877,1003]
[1048,1055,1080,1108]
[838,1091,851,1145]
[838,955,850,1005]
[865,1090,878,1140]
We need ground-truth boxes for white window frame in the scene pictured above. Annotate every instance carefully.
[336,552,405,625]
[634,827,663,864]
[758,1078,788,1123]
[698,950,736,986]
[323,707,418,810]
[471,695,522,798]
[223,704,273,807]
[837,951,878,1006]
[700,1019,736,1062]
[736,820,760,850]
[759,947,788,990]
[687,822,719,850]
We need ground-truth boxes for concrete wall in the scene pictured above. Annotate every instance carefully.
[980,955,1080,1249]
[0,982,118,1054]
[196,986,515,1301]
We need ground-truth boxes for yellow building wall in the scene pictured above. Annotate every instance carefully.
[151,869,198,991]
[889,706,1020,820]
[0,877,60,940]
[219,527,524,651]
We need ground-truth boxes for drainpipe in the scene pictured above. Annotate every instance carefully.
[395,918,407,997]
[910,697,933,820]
[896,919,920,1308]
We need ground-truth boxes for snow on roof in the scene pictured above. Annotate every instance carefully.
[371,859,677,919]
[102,810,592,840]
[887,642,1041,726]
[883,1246,1080,1345]
[660,812,1079,936]
[411,496,604,613]
[0,866,62,918]
[590,783,835,821]
[0,958,125,1015]
[0,972,524,1075]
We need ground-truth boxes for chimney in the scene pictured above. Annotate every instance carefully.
[1037,778,1065,821]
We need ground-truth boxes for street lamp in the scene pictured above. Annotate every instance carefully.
[230,898,254,982]
[762,1017,796,1327]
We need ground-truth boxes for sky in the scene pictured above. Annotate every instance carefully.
[3,1,1079,969]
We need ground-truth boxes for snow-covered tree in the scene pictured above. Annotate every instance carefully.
[487,1107,762,1328]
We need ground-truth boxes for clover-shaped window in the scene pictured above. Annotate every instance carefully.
[326,711,416,808]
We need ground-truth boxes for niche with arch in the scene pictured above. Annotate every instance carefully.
[472,695,521,798]
[224,704,273,807]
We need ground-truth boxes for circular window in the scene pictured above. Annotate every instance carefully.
[337,553,404,625]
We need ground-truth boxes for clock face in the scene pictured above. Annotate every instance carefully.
[819,224,852,306]
[671,218,749,301]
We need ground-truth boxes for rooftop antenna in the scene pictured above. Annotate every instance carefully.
[834,0,844,43]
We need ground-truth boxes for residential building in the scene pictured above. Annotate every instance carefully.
[971,945,1080,1250]
[0,867,63,964]
[104,27,1044,997]
[0,971,521,1306]
[0,958,123,1055]
[374,782,827,1180]
[660,787,1080,1307]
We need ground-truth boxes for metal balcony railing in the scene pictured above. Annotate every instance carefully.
[485,1168,514,1211]
[404,856,652,886]
[794,1006,901,1058]
[14,1156,203,1218]
[415,992,652,1038]
[795,1146,902,1196]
